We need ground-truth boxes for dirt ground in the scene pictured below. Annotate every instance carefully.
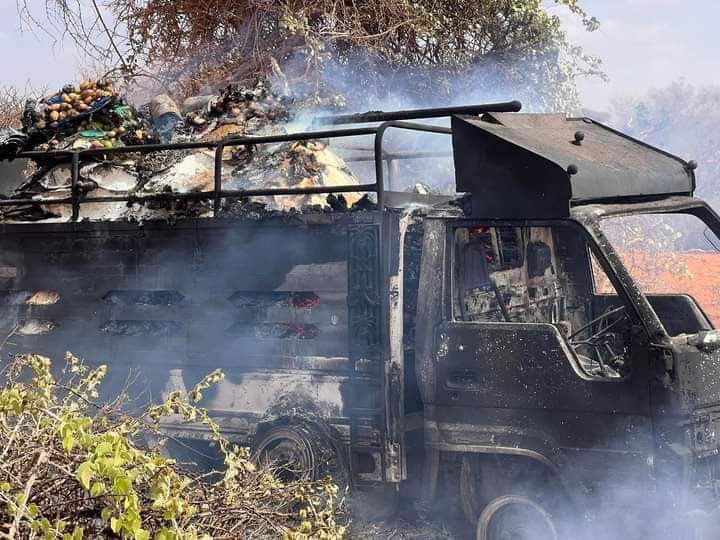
[351,512,471,539]
[348,493,475,540]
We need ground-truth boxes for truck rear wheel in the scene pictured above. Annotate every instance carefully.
[476,495,558,540]
[251,422,348,488]
[251,424,320,482]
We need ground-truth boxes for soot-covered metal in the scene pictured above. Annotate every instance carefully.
[2,105,720,537]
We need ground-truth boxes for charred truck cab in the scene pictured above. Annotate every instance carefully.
[415,113,720,537]
[1,105,720,537]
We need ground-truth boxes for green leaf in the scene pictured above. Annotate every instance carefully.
[62,430,75,453]
[110,516,120,533]
[155,529,173,540]
[27,503,40,517]
[76,461,94,490]
[113,476,132,496]
[134,528,150,540]
[101,508,112,522]
[95,441,113,457]
[90,482,105,497]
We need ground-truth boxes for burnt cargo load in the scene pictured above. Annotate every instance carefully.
[3,102,720,538]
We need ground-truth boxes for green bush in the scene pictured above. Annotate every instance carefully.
[0,353,344,539]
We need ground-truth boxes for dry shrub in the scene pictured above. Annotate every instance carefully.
[20,1,602,110]
[0,87,26,129]
[0,353,344,539]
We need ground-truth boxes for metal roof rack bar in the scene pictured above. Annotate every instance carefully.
[312,100,522,126]
[1,103,491,219]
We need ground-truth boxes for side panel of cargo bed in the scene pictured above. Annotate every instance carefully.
[0,217,387,482]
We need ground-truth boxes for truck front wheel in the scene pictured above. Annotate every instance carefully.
[476,494,558,540]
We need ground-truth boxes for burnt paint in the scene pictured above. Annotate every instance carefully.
[0,215,389,486]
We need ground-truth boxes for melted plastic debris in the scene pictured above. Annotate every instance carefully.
[141,151,216,194]
[26,290,60,305]
[17,319,56,335]
[2,81,366,222]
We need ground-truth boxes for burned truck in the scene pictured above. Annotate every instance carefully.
[1,102,720,538]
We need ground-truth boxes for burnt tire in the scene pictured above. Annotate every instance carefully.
[252,425,320,482]
[251,423,347,486]
[476,495,558,540]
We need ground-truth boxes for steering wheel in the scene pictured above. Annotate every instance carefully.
[569,305,628,376]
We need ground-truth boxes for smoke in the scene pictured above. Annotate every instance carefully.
[607,82,720,205]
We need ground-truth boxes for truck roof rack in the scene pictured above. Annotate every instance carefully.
[453,112,697,219]
[311,100,522,126]
[2,101,523,221]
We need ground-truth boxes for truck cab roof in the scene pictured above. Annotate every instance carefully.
[452,112,696,219]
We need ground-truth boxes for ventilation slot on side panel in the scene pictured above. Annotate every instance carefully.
[228,291,320,310]
[226,322,319,340]
[100,320,183,336]
[103,290,186,306]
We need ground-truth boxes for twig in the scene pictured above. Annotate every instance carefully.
[89,0,130,72]
[8,450,47,538]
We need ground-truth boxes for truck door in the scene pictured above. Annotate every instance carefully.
[422,221,655,505]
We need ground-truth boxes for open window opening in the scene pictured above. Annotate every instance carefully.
[453,224,633,379]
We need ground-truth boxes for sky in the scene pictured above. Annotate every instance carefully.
[553,0,720,110]
[1,0,718,112]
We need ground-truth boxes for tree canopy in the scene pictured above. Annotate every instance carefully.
[611,82,720,204]
[20,0,601,111]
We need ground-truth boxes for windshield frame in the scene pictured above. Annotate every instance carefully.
[572,196,720,342]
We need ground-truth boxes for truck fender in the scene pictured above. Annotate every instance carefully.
[459,451,578,525]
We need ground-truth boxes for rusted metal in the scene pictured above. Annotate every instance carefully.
[6,106,720,532]
[0,183,380,207]
[373,121,452,198]
[70,152,79,221]
[312,100,522,126]
[213,141,224,216]
[453,113,696,219]
[4,122,455,216]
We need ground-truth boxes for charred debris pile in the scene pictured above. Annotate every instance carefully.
[0,79,377,223]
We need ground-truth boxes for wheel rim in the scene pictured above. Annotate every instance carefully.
[478,496,557,540]
[253,427,317,482]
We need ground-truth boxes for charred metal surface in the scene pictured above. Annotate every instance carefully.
[5,105,720,524]
[453,114,696,219]
[0,212,391,487]
[103,290,186,306]
[225,322,320,339]
[345,223,388,482]
[312,101,522,126]
[347,225,382,359]
[100,319,183,336]
[228,290,320,310]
